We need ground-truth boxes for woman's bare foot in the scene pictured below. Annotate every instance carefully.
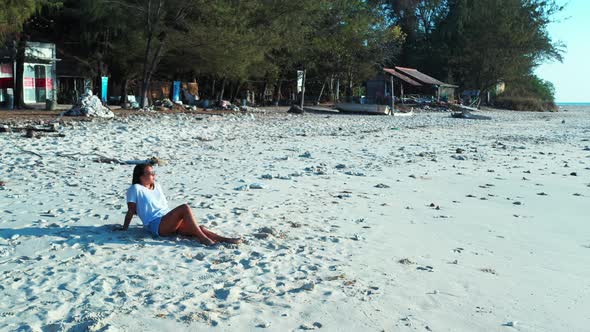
[225,237,242,244]
[200,238,216,246]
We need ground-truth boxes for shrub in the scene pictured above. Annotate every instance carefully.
[494,96,557,112]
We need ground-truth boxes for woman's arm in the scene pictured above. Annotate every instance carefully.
[122,202,137,230]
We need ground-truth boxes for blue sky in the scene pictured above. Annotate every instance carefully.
[536,1,590,102]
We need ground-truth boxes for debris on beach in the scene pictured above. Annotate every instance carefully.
[62,90,115,118]
[398,258,416,265]
[288,105,305,114]
[451,109,491,120]
[480,268,498,275]
[374,183,390,188]
[252,226,284,239]
[1,123,61,138]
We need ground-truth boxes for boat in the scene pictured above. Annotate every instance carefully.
[334,103,391,115]
[449,104,480,113]
[392,110,413,117]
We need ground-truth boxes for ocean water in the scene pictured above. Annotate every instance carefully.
[557,102,590,107]
[557,103,590,112]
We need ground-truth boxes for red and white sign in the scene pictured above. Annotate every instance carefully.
[0,63,13,77]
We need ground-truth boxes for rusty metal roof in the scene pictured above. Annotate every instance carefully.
[383,68,422,86]
[393,66,457,87]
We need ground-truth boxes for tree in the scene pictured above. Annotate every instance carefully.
[435,0,564,92]
[109,0,203,107]
[0,0,47,41]
[1,0,62,108]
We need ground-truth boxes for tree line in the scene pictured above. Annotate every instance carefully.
[1,0,564,109]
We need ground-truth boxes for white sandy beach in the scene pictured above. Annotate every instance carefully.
[1,106,589,331]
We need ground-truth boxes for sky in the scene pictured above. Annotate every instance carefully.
[536,1,590,103]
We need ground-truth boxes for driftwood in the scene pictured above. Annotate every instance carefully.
[0,124,62,138]
[19,148,44,158]
[55,152,168,166]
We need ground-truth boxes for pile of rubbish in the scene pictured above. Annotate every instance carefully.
[213,100,265,113]
[153,98,192,112]
[148,98,264,113]
[62,90,114,118]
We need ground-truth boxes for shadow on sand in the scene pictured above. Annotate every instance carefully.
[0,224,205,248]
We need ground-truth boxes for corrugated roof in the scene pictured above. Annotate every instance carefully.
[383,68,422,86]
[394,66,446,86]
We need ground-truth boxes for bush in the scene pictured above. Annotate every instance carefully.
[494,74,557,111]
[494,96,557,112]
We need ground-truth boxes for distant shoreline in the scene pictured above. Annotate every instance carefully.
[557,102,590,106]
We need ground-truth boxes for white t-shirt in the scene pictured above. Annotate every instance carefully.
[126,183,171,225]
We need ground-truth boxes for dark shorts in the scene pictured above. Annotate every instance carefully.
[144,218,162,236]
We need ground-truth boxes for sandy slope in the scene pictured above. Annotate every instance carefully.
[1,107,589,331]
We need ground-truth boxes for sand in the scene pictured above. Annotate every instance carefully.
[1,106,589,331]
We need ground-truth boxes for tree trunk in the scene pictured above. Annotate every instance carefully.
[140,0,164,108]
[120,78,129,107]
[273,79,282,106]
[140,39,165,107]
[211,78,216,100]
[335,78,340,102]
[14,37,26,109]
[140,30,153,108]
[347,71,353,102]
[316,78,326,105]
[218,77,226,101]
[261,81,268,105]
[232,81,243,102]
[329,75,334,102]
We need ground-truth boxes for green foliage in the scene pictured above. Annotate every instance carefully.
[0,0,61,41]
[435,0,563,91]
[11,0,563,107]
[495,74,557,111]
[375,0,563,104]
[494,96,557,112]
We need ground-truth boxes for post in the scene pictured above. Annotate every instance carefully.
[335,78,340,102]
[101,76,109,103]
[390,74,395,112]
[300,69,306,109]
[401,83,405,104]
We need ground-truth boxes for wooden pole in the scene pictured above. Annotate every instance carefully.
[401,83,405,105]
[300,69,306,109]
[390,74,395,113]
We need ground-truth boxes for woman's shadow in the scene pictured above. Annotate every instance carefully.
[0,224,201,248]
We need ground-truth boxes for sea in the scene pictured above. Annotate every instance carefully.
[557,103,590,112]
[557,102,590,107]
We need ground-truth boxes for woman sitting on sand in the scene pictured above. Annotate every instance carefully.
[118,163,240,245]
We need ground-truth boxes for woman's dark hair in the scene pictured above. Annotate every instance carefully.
[132,163,152,184]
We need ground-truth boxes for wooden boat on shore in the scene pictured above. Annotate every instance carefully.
[392,110,414,117]
[334,103,391,115]
[449,104,479,113]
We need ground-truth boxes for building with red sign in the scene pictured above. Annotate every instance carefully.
[0,41,58,108]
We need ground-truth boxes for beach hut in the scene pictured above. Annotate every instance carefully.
[368,67,457,105]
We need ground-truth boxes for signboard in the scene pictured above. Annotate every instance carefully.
[297,70,304,93]
[101,76,108,102]
[172,81,181,102]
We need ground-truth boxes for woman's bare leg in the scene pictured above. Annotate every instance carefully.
[159,204,215,245]
[199,226,242,244]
